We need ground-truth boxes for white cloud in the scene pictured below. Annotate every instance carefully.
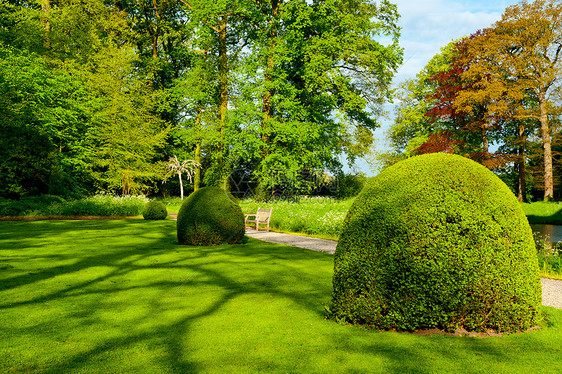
[339,0,528,175]
[361,0,520,168]
[392,0,514,83]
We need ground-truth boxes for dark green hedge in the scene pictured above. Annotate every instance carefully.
[331,153,542,333]
[177,187,245,246]
[0,196,66,216]
[142,201,168,220]
[335,173,368,199]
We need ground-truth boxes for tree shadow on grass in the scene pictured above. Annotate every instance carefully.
[0,220,333,372]
[1,220,558,373]
[527,215,562,225]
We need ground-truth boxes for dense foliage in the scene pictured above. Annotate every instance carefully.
[143,201,168,220]
[334,173,368,199]
[386,0,562,202]
[331,153,542,333]
[0,0,402,199]
[177,187,244,245]
[0,194,147,217]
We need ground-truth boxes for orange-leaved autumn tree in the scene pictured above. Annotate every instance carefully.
[460,0,562,200]
[455,29,532,202]
[419,33,507,169]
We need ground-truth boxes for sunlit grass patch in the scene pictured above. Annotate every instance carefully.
[0,220,561,373]
[522,201,562,224]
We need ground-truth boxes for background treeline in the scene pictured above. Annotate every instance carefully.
[383,0,562,202]
[0,0,402,199]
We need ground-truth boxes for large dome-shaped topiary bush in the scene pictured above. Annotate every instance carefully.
[177,187,245,246]
[143,201,168,220]
[331,153,541,333]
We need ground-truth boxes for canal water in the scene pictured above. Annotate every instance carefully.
[530,224,562,243]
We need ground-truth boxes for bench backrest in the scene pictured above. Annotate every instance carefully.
[256,208,272,222]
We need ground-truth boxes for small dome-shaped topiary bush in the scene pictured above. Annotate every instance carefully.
[143,201,168,220]
[177,187,245,245]
[331,153,541,333]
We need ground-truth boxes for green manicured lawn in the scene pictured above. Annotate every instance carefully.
[1,220,561,373]
[522,201,562,224]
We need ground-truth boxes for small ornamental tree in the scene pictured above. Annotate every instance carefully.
[331,153,541,333]
[163,156,200,200]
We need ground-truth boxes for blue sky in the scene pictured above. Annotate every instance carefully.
[393,0,518,83]
[349,0,524,175]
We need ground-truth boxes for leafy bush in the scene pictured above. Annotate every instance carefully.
[331,153,542,333]
[143,201,168,220]
[24,195,66,205]
[177,187,245,245]
[0,194,147,217]
[335,173,368,199]
[57,194,147,216]
[0,195,66,216]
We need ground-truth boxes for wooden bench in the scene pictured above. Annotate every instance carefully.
[244,208,272,231]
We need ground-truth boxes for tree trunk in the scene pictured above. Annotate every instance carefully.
[218,16,229,190]
[152,0,160,59]
[194,143,201,191]
[40,0,51,49]
[178,171,184,200]
[517,122,526,202]
[261,0,279,161]
[538,90,554,200]
[218,18,227,129]
[152,33,158,60]
[481,126,489,154]
[193,51,206,192]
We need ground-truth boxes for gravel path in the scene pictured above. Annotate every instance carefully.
[542,278,562,309]
[246,228,562,310]
[246,229,337,254]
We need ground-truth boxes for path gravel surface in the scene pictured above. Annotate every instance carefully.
[246,228,562,310]
[246,229,337,254]
[542,278,562,309]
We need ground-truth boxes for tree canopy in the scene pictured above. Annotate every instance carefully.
[0,0,403,199]
[6,0,562,202]
[386,0,562,201]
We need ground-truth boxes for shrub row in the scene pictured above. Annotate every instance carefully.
[0,194,148,217]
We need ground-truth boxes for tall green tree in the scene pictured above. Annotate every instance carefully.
[174,0,252,188]
[0,44,90,197]
[86,45,169,195]
[1,0,405,199]
[239,0,402,194]
[0,0,170,197]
